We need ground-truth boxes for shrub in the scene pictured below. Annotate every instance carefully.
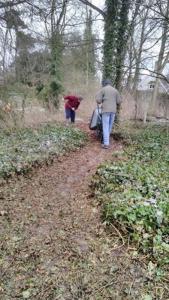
[35,80,44,94]
[0,124,86,179]
[38,80,63,109]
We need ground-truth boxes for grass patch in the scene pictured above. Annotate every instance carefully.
[0,124,87,179]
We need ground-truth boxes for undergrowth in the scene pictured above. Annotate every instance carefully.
[0,124,86,179]
[92,124,169,297]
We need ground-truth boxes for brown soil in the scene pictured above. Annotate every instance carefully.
[0,124,157,299]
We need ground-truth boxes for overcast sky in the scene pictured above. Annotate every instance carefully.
[93,0,104,9]
[91,0,104,35]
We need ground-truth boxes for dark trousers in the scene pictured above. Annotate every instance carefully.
[65,108,75,123]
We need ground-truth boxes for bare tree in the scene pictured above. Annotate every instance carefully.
[151,0,169,113]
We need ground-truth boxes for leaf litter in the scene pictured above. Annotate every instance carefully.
[1,123,167,299]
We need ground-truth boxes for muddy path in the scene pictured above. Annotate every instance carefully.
[0,124,147,300]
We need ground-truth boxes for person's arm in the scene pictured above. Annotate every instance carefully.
[74,101,80,110]
[64,96,73,109]
[64,95,70,101]
[96,89,104,104]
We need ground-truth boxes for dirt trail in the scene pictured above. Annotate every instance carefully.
[0,124,145,300]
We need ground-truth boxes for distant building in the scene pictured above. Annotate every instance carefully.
[137,75,169,95]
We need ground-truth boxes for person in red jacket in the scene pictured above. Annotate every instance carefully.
[64,95,83,123]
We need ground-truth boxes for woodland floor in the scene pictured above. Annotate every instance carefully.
[0,123,160,300]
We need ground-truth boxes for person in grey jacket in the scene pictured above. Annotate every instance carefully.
[96,79,122,149]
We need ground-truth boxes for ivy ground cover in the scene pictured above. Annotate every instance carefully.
[0,124,86,179]
[92,124,169,273]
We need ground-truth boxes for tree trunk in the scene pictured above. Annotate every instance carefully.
[2,29,8,83]
[50,0,67,81]
[132,8,148,93]
[115,0,131,90]
[126,38,134,89]
[151,1,169,114]
[103,0,119,82]
[126,0,142,90]
[84,7,96,85]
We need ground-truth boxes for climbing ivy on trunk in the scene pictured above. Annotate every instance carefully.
[103,0,131,90]
[103,0,131,123]
[103,0,119,83]
[50,31,63,81]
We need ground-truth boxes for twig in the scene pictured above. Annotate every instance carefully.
[110,223,125,250]
[128,277,135,296]
[95,279,118,294]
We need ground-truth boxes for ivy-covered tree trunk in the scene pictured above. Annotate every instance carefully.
[47,0,68,109]
[103,0,130,88]
[103,0,131,123]
[50,31,63,81]
[103,0,119,82]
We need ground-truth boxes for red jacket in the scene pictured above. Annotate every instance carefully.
[64,95,80,110]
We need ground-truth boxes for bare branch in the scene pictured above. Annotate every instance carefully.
[78,0,105,18]
[0,0,26,9]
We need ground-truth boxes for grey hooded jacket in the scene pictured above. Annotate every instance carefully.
[96,84,122,113]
